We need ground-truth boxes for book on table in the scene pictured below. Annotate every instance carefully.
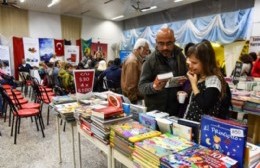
[200,115,247,168]
[177,118,201,143]
[91,106,123,119]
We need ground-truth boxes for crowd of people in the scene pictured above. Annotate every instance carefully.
[1,27,259,121]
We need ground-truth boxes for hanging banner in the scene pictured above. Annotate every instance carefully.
[91,42,107,59]
[82,38,92,56]
[249,36,260,53]
[73,69,95,99]
[64,45,79,66]
[54,39,64,56]
[23,37,40,67]
[0,45,11,75]
[39,38,54,62]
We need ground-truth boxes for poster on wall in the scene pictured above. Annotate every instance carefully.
[73,69,95,99]
[91,42,107,59]
[23,37,40,67]
[0,45,11,75]
[64,45,79,66]
[249,36,260,53]
[39,38,55,62]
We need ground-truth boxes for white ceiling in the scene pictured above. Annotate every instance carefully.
[3,0,201,21]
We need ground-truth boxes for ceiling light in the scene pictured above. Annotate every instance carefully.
[20,0,25,2]
[111,15,124,20]
[174,0,183,2]
[141,6,157,12]
[48,0,60,8]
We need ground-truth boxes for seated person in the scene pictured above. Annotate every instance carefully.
[0,63,18,88]
[60,63,75,93]
[18,59,34,73]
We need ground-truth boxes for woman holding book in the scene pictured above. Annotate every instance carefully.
[184,40,231,122]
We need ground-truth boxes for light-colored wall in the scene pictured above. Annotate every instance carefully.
[81,16,123,61]
[29,11,62,39]
[28,12,123,61]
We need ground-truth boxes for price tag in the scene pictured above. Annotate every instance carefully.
[230,128,244,137]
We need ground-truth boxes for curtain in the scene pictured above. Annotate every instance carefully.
[61,15,82,42]
[13,37,24,80]
[0,7,29,38]
[121,8,253,50]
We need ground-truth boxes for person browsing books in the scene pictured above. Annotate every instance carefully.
[121,38,150,104]
[138,27,187,116]
[184,40,232,122]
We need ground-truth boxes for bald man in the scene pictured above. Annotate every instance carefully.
[138,27,187,116]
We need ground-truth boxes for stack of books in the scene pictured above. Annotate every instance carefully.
[160,145,238,168]
[244,142,260,168]
[52,95,76,105]
[200,115,247,168]
[90,106,126,145]
[243,97,260,114]
[133,133,195,168]
[54,102,80,121]
[110,121,161,158]
[139,110,169,130]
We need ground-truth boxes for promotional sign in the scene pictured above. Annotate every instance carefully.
[23,37,40,67]
[249,36,260,53]
[64,45,79,66]
[0,45,11,75]
[73,69,95,99]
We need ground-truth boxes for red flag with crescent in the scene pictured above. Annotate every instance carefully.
[54,39,64,56]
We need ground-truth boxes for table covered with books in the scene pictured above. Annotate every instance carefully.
[52,91,260,168]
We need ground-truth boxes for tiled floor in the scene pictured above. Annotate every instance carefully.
[0,102,107,168]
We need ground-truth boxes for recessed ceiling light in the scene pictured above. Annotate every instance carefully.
[141,6,157,12]
[111,15,124,20]
[48,0,60,8]
[20,0,25,2]
[174,0,183,2]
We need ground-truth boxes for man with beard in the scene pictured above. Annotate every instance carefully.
[138,27,187,116]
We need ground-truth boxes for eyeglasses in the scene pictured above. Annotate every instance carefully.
[157,41,174,48]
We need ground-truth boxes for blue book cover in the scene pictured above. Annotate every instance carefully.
[200,115,247,168]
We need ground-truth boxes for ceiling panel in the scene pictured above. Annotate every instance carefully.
[1,0,201,21]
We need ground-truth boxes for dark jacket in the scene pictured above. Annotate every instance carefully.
[138,46,187,116]
[104,65,121,88]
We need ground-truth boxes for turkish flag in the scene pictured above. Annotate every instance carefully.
[54,39,64,56]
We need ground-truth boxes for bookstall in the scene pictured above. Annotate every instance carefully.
[51,87,260,168]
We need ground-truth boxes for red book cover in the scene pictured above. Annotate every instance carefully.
[92,106,123,119]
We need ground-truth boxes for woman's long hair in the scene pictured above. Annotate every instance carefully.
[187,40,226,99]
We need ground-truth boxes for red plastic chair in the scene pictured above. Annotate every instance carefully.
[0,86,45,144]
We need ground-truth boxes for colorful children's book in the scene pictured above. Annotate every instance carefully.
[171,123,192,141]
[200,115,247,168]
[161,145,238,168]
[110,121,161,143]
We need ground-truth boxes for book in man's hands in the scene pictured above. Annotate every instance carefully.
[157,72,173,80]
